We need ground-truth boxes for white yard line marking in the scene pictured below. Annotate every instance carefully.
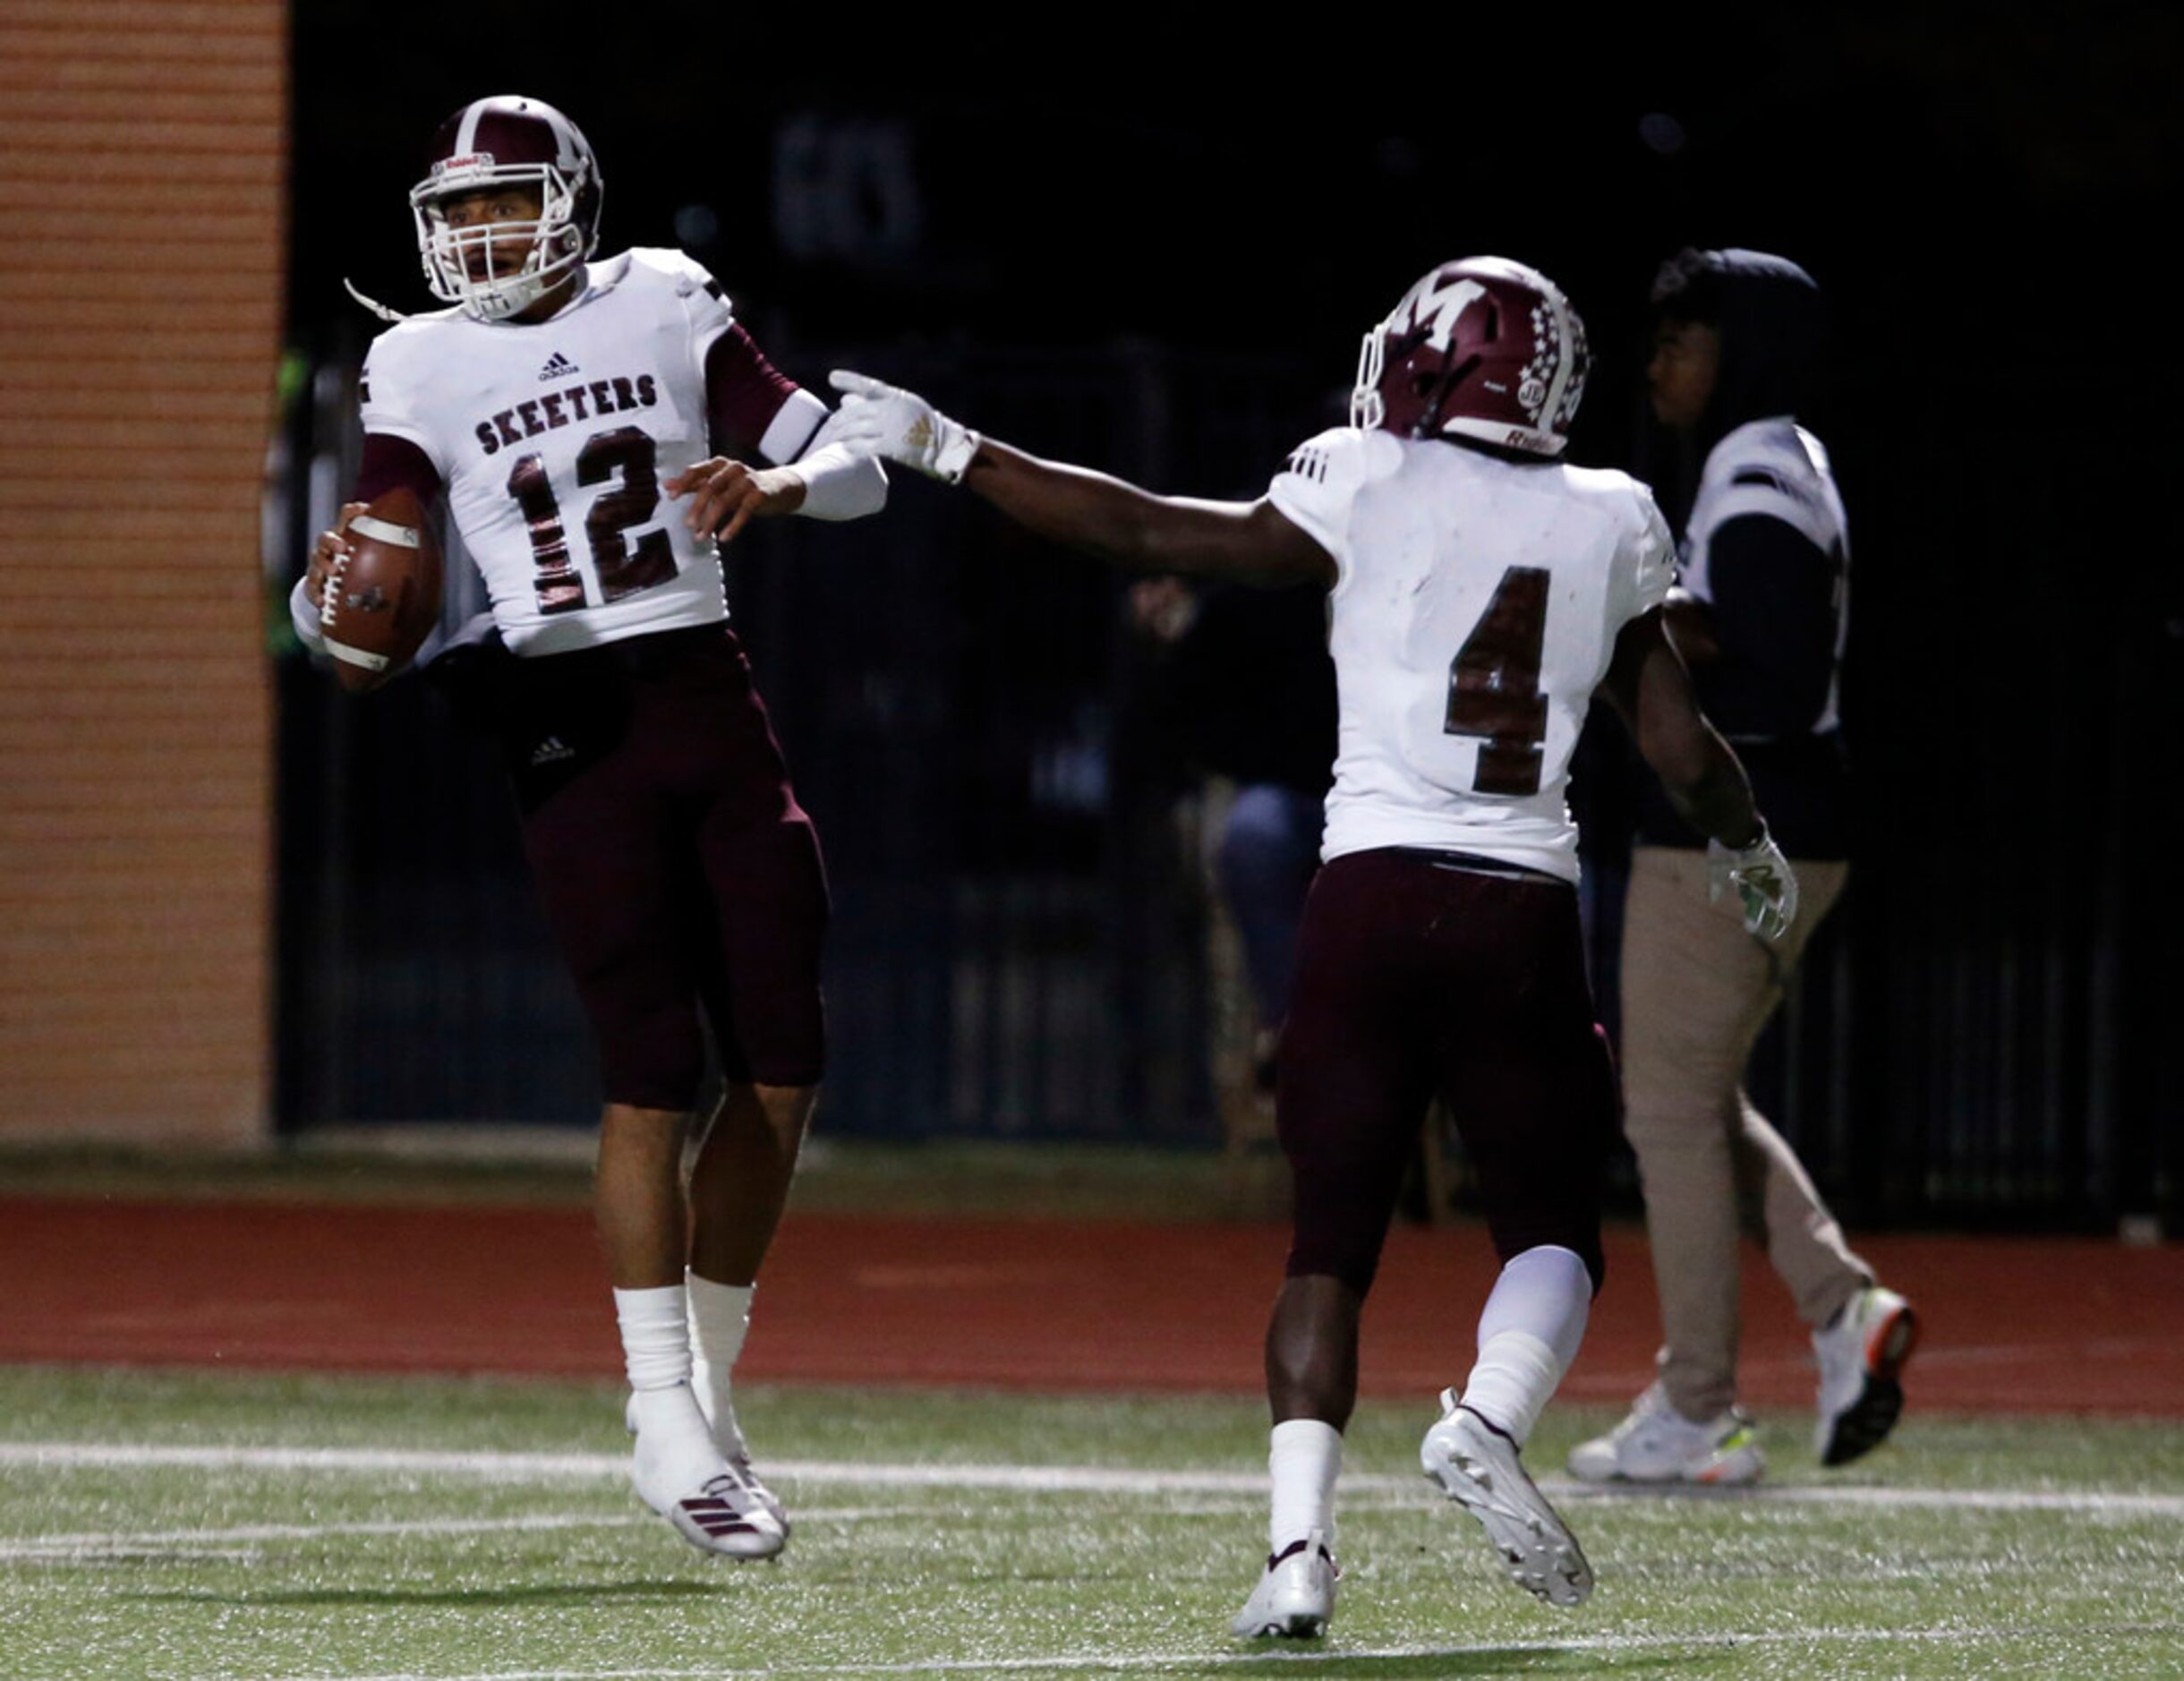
[263,1620,2184,1680]
[3,1440,2181,1518]
[0,1513,645,1559]
[0,1506,930,1561]
[1554,1481,2184,1516]
[0,1443,633,1481]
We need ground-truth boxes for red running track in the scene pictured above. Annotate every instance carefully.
[3,1198,2180,1416]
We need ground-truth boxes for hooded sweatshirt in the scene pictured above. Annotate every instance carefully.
[1636,250,1851,859]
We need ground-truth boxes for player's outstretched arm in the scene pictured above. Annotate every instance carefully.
[1600,608,1798,939]
[826,371,1335,589]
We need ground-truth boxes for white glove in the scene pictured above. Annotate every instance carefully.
[826,370,982,483]
[1708,823,1799,941]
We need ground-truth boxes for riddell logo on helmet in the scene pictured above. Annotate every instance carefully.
[431,152,497,177]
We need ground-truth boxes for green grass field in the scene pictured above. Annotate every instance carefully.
[3,1370,2180,1679]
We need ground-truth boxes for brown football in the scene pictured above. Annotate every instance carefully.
[320,486,443,693]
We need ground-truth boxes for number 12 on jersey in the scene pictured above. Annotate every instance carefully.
[507,426,677,615]
[1445,565,1548,796]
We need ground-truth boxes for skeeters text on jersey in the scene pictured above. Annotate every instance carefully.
[1268,427,1675,881]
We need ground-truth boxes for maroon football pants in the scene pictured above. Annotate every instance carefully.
[502,625,830,1109]
[1276,847,1618,1297]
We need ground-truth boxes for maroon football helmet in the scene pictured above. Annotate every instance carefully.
[410,95,604,320]
[1351,257,1590,457]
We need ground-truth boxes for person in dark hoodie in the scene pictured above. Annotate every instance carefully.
[1568,249,1918,1487]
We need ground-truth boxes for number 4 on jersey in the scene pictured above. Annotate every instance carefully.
[1446,565,1548,796]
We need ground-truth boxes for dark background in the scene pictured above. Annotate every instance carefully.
[274,10,2181,1226]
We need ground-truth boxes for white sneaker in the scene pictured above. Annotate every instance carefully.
[1565,1382,1765,1487]
[625,1385,788,1560]
[1813,1284,1919,1467]
[1230,1529,1337,1638]
[1420,1390,1593,1608]
[629,1387,794,1540]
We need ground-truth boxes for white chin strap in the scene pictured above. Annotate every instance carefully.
[459,266,559,320]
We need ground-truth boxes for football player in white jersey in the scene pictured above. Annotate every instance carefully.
[1568,249,1915,1489]
[293,95,887,1561]
[824,258,1795,1634]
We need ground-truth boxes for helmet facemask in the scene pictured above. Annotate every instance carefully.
[412,159,589,321]
[1351,320,1389,431]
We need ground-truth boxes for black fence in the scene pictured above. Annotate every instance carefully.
[269,333,2180,1232]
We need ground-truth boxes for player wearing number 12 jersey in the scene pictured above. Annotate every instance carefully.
[292,95,886,1562]
[825,258,1796,1634]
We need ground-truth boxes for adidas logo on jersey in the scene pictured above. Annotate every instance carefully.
[529,735,576,766]
[538,351,580,381]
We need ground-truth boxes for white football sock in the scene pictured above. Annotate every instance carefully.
[1459,1244,1592,1447]
[613,1284,694,1395]
[616,1284,731,1506]
[687,1272,755,1454]
[1267,1418,1342,1556]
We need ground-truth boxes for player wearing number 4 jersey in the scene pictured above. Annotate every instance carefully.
[292,95,887,1563]
[827,257,1795,1634]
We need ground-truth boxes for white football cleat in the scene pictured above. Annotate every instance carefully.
[1565,1381,1765,1487]
[1230,1529,1337,1639]
[718,1452,790,1542]
[1813,1284,1919,1467]
[1421,1390,1593,1608]
[625,1386,787,1560]
[627,1388,792,1541]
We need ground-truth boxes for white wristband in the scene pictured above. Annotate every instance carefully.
[288,574,327,650]
[931,417,982,484]
[792,440,888,521]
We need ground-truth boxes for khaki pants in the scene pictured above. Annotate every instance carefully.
[1618,846,1865,1421]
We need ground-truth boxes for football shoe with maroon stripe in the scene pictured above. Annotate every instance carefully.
[658,1463,789,1559]
[627,1389,791,1543]
[627,1384,787,1560]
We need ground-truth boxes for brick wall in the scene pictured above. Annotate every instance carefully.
[0,3,285,1143]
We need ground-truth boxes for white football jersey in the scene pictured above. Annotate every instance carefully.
[1682,416,1850,737]
[360,248,813,656]
[1268,427,1674,881]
